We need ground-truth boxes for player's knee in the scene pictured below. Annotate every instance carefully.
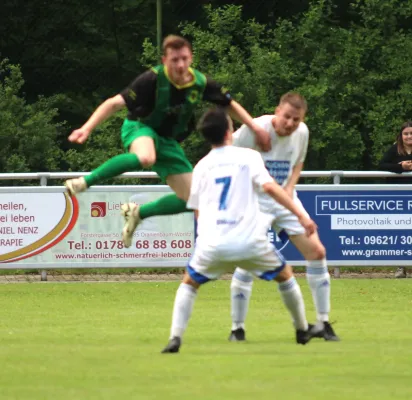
[182,271,200,289]
[167,175,192,201]
[275,264,294,283]
[137,154,156,168]
[174,188,190,201]
[311,244,326,260]
[304,242,326,260]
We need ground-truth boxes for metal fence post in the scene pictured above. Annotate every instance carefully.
[39,173,50,187]
[41,270,48,282]
[332,170,344,185]
[331,171,343,278]
[39,173,49,281]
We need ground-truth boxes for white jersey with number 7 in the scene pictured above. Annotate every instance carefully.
[187,146,275,255]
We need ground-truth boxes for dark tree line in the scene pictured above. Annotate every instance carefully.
[1,0,412,176]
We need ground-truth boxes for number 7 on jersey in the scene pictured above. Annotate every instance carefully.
[215,176,232,210]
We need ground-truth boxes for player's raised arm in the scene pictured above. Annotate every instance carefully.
[68,94,126,144]
[227,100,271,152]
[201,77,270,151]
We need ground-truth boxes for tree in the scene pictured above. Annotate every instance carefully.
[0,0,157,133]
[3,1,412,174]
[63,108,125,175]
[145,1,412,171]
[0,59,64,175]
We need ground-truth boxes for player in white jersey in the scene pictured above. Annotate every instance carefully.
[161,107,318,353]
[229,92,340,342]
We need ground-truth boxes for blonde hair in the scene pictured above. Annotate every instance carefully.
[279,92,308,113]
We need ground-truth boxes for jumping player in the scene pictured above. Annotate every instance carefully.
[65,35,271,248]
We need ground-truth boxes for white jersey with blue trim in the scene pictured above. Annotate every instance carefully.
[232,115,309,213]
[187,146,274,256]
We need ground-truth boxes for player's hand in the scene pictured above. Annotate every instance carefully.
[68,127,91,144]
[299,216,318,237]
[252,125,271,152]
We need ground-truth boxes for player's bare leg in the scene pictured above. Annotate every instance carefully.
[166,173,192,201]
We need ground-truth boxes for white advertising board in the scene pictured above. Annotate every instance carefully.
[0,187,194,268]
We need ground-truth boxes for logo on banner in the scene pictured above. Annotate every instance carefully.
[0,192,79,263]
[91,202,106,218]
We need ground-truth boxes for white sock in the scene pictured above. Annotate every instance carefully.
[170,283,197,339]
[278,277,308,331]
[231,268,253,330]
[306,259,330,322]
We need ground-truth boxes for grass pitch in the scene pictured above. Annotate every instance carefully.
[0,279,411,400]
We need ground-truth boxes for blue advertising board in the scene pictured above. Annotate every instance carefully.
[270,185,412,266]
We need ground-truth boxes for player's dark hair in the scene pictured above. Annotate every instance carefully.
[162,35,192,55]
[198,107,229,145]
[397,121,412,155]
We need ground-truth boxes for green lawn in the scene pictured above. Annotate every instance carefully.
[0,279,411,400]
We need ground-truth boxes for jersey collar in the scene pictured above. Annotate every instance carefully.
[164,66,196,89]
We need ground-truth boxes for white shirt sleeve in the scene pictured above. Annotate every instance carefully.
[232,124,256,149]
[249,150,274,190]
[297,124,309,164]
[186,165,203,210]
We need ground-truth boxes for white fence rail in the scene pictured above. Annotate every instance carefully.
[1,170,412,186]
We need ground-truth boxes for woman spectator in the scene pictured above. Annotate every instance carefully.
[378,121,412,278]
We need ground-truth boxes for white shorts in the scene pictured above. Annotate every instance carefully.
[263,194,309,237]
[187,239,286,284]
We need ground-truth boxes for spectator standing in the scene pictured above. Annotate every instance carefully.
[378,121,412,278]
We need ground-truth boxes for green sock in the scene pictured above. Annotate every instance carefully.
[84,153,141,187]
[139,194,191,219]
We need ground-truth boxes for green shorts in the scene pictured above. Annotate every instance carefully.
[121,119,193,182]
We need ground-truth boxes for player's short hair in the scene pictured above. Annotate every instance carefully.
[279,92,308,113]
[198,107,229,145]
[397,120,412,155]
[162,35,192,55]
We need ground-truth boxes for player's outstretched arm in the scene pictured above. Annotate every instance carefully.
[68,94,126,144]
[284,162,304,198]
[227,100,271,152]
[263,181,317,236]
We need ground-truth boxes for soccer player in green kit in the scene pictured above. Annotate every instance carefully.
[65,35,271,247]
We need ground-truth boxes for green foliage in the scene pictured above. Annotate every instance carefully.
[63,110,126,171]
[2,1,412,173]
[0,59,64,173]
[175,1,412,170]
